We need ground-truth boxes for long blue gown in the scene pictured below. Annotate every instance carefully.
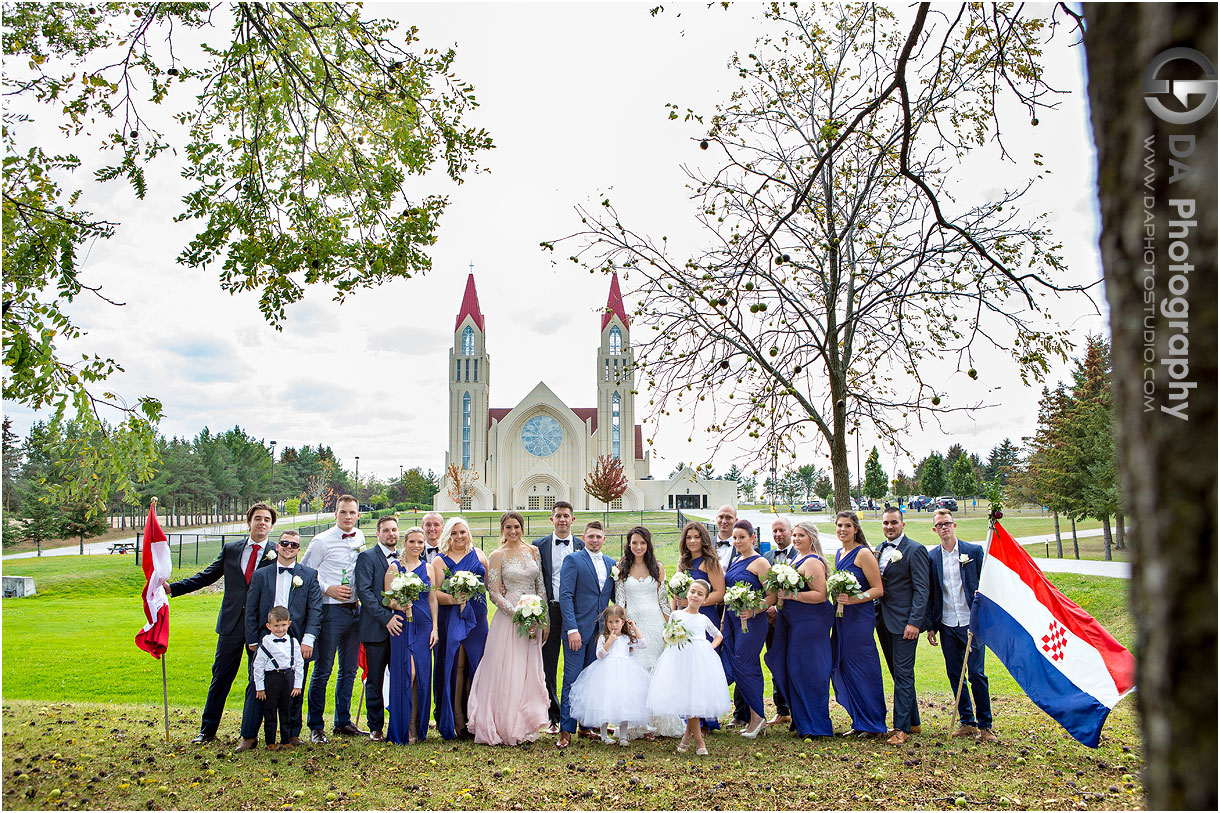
[764,553,834,737]
[830,545,887,734]
[688,556,728,730]
[434,549,488,740]
[722,554,767,720]
[387,560,434,744]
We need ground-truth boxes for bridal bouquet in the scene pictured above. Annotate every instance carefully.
[666,571,694,602]
[763,564,807,610]
[382,571,426,619]
[442,570,485,609]
[512,593,547,639]
[661,617,692,649]
[826,570,864,617]
[724,583,767,632]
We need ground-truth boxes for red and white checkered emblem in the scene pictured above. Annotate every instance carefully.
[1041,620,1067,661]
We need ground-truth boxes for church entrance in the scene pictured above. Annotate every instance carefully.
[674,494,705,510]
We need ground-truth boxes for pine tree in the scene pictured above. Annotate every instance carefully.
[863,447,888,505]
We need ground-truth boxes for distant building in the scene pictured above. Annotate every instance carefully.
[433,273,737,513]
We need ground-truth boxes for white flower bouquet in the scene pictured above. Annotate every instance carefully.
[826,570,864,617]
[763,563,807,610]
[661,617,692,649]
[442,569,485,609]
[666,571,694,602]
[724,583,767,632]
[383,571,427,620]
[512,593,547,639]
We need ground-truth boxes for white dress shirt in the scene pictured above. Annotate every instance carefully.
[253,633,304,690]
[588,548,607,590]
[272,563,316,648]
[241,538,268,574]
[550,536,575,598]
[300,525,363,605]
[877,539,899,573]
[939,542,971,627]
[715,535,734,570]
[772,544,796,565]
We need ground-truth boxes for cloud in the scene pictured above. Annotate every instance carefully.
[161,336,251,384]
[366,325,447,356]
[528,311,572,336]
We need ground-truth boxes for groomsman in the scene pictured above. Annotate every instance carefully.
[535,501,582,734]
[875,507,931,745]
[300,494,365,743]
[170,503,276,743]
[714,503,746,727]
[556,520,615,748]
[926,509,996,742]
[354,516,402,741]
[237,529,323,751]
[763,517,795,726]
[421,512,444,564]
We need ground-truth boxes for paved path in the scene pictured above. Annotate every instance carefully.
[735,509,1130,579]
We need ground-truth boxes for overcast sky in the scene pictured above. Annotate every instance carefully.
[4,2,1107,486]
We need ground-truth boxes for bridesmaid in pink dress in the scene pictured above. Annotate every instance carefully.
[466,511,550,745]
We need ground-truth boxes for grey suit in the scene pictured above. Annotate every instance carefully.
[874,534,931,732]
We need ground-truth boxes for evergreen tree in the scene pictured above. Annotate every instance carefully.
[920,453,948,498]
[863,447,888,504]
[949,453,977,498]
[985,438,1021,484]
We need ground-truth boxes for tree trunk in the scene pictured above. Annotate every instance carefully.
[1053,511,1063,558]
[1070,516,1079,560]
[1084,6,1217,808]
[1116,510,1125,550]
[1102,516,1113,562]
[79,534,84,556]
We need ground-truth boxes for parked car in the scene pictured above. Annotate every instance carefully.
[936,496,959,511]
[801,498,827,512]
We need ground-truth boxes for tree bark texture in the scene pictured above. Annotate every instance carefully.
[1084,5,1217,809]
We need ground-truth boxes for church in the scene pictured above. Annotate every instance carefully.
[432,273,738,513]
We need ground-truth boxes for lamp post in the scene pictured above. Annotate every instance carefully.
[354,456,360,506]
[399,464,404,505]
[270,440,277,513]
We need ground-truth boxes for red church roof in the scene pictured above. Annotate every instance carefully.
[455,273,485,332]
[601,272,630,331]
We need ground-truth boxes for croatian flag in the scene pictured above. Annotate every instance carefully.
[135,503,171,658]
[970,522,1135,747]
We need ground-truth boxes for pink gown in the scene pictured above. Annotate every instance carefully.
[466,546,550,745]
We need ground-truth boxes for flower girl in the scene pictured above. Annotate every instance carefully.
[568,605,653,746]
[646,579,732,755]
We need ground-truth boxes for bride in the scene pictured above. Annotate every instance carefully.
[466,511,550,745]
[614,526,684,738]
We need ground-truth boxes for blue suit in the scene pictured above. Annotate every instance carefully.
[534,533,584,724]
[927,540,991,730]
[557,547,615,733]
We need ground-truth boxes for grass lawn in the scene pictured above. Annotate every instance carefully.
[1,553,1142,809]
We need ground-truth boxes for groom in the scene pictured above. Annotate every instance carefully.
[556,519,615,748]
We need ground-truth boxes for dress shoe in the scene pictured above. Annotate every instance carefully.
[952,725,979,738]
[333,723,368,737]
[369,730,384,742]
[909,725,922,734]
[578,727,600,741]
[545,722,561,735]
[740,720,768,739]
[886,730,908,745]
[767,714,792,726]
[287,736,305,747]
[234,738,258,753]
[977,728,999,743]
[556,732,571,749]
[266,743,280,752]
[191,732,216,745]
[309,729,329,744]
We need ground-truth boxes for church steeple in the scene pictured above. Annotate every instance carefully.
[601,272,629,330]
[455,272,485,331]
[449,272,489,485]
[596,273,634,465]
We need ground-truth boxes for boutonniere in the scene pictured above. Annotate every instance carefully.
[890,549,903,563]
[959,554,971,565]
[264,547,277,560]
[611,565,620,579]
[292,575,304,588]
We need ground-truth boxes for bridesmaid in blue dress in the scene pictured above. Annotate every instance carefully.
[829,511,887,736]
[764,520,833,738]
[675,522,727,731]
[721,519,773,739]
[429,517,490,740]
[385,527,439,744]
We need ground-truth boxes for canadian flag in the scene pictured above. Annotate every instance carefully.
[134,503,171,657]
[970,522,1135,747]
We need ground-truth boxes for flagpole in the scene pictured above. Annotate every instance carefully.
[161,653,171,743]
[950,515,996,736]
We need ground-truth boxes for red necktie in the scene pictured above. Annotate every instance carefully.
[244,544,261,584]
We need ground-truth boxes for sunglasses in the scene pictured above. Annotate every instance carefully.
[278,540,300,548]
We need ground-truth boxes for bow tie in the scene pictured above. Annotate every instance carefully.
[386,550,399,559]
[554,538,570,546]
[342,532,357,539]
[717,540,732,547]
[278,566,294,574]
[272,638,287,643]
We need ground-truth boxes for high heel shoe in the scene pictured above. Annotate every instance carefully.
[740,720,768,739]
[676,739,690,753]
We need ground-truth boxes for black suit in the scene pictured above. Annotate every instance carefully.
[354,545,396,733]
[874,534,931,733]
[240,562,324,738]
[534,533,583,724]
[169,537,273,738]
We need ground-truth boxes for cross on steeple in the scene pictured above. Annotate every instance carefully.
[469,260,475,274]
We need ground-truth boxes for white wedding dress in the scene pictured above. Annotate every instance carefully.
[616,573,686,737]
